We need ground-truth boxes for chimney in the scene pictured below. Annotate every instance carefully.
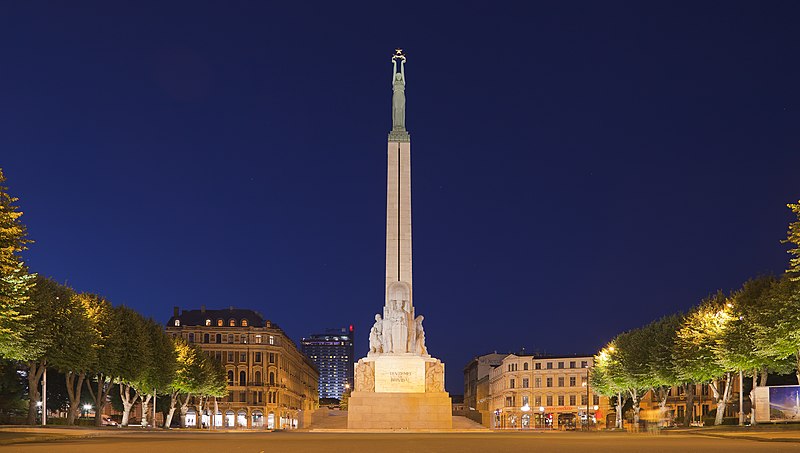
[200,305,206,314]
[173,306,180,317]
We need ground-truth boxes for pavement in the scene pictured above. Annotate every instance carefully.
[3,429,800,452]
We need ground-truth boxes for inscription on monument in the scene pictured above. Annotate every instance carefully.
[375,357,425,393]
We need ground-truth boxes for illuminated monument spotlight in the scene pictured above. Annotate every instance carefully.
[347,50,453,430]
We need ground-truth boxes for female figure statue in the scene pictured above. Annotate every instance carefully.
[391,56,406,130]
[369,314,383,354]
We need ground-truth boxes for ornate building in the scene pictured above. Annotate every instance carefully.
[166,306,319,429]
[487,354,610,429]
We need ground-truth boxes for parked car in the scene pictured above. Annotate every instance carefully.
[101,416,118,426]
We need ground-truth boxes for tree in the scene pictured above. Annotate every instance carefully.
[164,339,205,428]
[784,200,800,281]
[592,343,628,429]
[83,294,124,426]
[754,276,800,384]
[643,315,683,418]
[49,292,100,425]
[114,305,150,426]
[674,291,734,426]
[0,168,37,361]
[19,276,74,424]
[137,318,177,428]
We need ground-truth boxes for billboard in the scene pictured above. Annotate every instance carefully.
[753,385,800,423]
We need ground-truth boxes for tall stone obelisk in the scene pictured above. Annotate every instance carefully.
[348,50,452,430]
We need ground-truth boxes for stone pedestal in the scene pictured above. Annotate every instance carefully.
[348,355,452,430]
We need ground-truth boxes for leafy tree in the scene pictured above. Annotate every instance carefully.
[19,276,74,424]
[82,294,124,426]
[164,339,205,428]
[754,276,800,384]
[0,359,26,415]
[674,291,735,425]
[0,168,37,361]
[49,292,100,425]
[137,318,177,428]
[784,201,800,281]
[114,305,150,426]
[592,343,628,429]
[644,315,683,415]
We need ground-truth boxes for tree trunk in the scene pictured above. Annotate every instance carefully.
[119,383,140,426]
[683,383,695,427]
[25,359,46,425]
[615,392,624,429]
[629,389,641,431]
[164,391,179,429]
[65,371,86,426]
[86,374,112,427]
[179,393,191,428]
[750,370,758,426]
[710,374,733,426]
[213,397,219,430]
[140,393,152,428]
[195,398,204,429]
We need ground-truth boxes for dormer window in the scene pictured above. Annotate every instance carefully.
[241,319,248,327]
[229,319,236,326]
[205,319,211,326]
[217,319,223,327]
[174,319,180,326]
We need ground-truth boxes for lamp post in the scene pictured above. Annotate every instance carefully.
[583,368,591,431]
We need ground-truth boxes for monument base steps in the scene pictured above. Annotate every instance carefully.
[347,391,452,430]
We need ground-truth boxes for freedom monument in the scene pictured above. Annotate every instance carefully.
[347,50,452,430]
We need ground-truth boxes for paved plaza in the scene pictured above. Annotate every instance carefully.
[4,431,800,453]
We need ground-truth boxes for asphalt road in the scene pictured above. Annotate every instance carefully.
[5,431,800,453]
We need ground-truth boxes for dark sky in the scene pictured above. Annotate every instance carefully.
[2,1,799,394]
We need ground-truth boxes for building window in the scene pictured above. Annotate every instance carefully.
[255,371,262,384]
[228,334,234,343]
[569,395,576,405]
[505,396,514,407]
[546,362,553,369]
[242,319,248,327]
[203,333,210,343]
[546,395,553,406]
[558,395,564,406]
[239,391,246,403]
[269,353,275,364]
[581,361,588,368]
[205,319,211,326]
[535,378,541,388]
[188,333,194,343]
[269,372,275,385]
[227,352,234,363]
[509,379,515,389]
[229,319,236,327]
[581,376,587,386]
[522,395,529,406]
[227,370,234,386]
[241,335,247,344]
[215,351,222,362]
[174,319,180,326]
[255,352,262,363]
[523,362,529,371]
[216,333,221,343]
[546,378,552,388]
[217,319,224,327]
[240,352,246,363]
[594,395,600,405]
[581,394,588,405]
[522,378,529,388]
[570,361,576,369]
[558,377,564,387]
[535,396,542,407]
[570,376,576,387]
[535,363,541,370]
[558,362,564,369]
[255,335,262,344]
[240,370,247,386]
[268,336,274,345]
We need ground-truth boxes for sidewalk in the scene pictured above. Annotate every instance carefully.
[0,426,112,445]
[668,425,800,443]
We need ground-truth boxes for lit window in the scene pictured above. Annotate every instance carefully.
[255,335,262,344]
[205,319,211,326]
[174,319,180,326]
[241,319,248,327]
[217,319,224,326]
[229,319,236,326]
[268,336,274,345]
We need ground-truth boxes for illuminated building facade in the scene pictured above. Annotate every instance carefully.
[166,306,319,429]
[301,327,355,400]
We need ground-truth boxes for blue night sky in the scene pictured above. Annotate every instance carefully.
[2,1,799,393]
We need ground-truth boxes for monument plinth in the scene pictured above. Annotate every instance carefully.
[347,50,452,430]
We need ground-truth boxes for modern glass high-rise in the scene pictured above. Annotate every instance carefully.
[301,327,355,400]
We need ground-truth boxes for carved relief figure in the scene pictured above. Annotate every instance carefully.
[355,360,375,392]
[414,315,427,356]
[369,314,383,354]
[425,362,444,393]
[391,304,408,353]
